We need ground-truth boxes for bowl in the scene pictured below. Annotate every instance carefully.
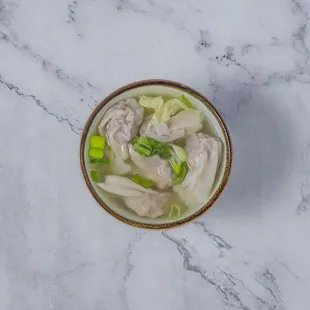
[80,79,232,229]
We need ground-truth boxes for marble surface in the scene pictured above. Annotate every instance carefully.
[1,0,310,309]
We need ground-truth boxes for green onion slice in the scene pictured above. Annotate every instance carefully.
[180,94,193,108]
[130,174,155,189]
[90,170,100,182]
[169,156,182,175]
[133,143,152,156]
[90,158,109,164]
[134,136,170,158]
[90,136,105,150]
[88,148,104,159]
[172,162,188,184]
[169,204,181,219]
[170,144,187,162]
[137,136,153,150]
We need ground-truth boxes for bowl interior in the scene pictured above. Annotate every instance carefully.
[81,83,231,228]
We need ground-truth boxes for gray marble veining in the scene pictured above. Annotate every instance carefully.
[1,0,310,309]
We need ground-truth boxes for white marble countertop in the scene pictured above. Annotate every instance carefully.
[1,0,310,309]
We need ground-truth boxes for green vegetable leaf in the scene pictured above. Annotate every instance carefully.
[90,158,110,164]
[168,204,181,219]
[161,98,188,122]
[180,94,193,108]
[88,148,104,159]
[139,95,164,110]
[139,95,164,124]
[90,136,105,150]
[90,170,100,182]
[131,174,155,189]
[139,95,188,123]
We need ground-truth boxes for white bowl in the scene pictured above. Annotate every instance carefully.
[80,79,232,229]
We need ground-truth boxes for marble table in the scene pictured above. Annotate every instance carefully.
[1,0,310,309]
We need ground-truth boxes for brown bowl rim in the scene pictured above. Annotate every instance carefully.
[80,79,232,230]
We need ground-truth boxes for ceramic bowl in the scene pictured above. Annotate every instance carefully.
[80,79,232,229]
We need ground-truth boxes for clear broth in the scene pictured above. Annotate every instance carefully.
[86,95,221,219]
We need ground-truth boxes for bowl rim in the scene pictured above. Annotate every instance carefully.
[80,79,232,230]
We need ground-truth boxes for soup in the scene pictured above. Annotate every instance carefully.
[85,94,223,220]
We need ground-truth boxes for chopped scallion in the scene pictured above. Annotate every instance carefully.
[90,136,105,150]
[170,144,187,162]
[137,136,152,150]
[172,162,188,184]
[153,144,170,158]
[133,136,171,158]
[141,179,155,189]
[133,143,152,156]
[90,158,109,164]
[180,94,193,108]
[90,170,100,182]
[88,148,104,159]
[169,204,181,219]
[131,174,141,184]
[130,174,155,189]
[169,156,182,175]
